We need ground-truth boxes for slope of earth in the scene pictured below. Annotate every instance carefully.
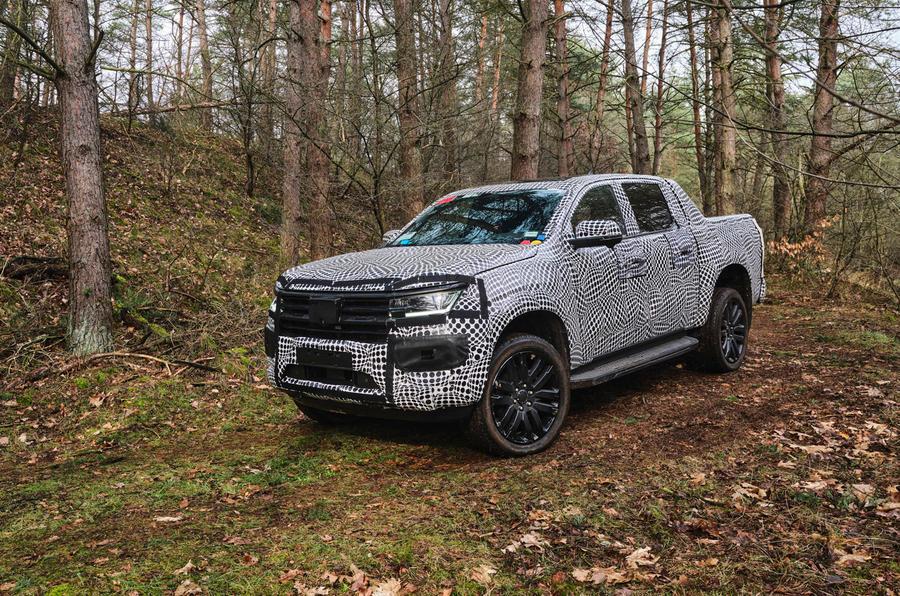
[0,281,896,594]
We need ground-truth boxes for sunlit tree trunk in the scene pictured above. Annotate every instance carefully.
[50,0,114,354]
[0,0,23,107]
[639,0,652,96]
[144,0,154,121]
[510,0,548,180]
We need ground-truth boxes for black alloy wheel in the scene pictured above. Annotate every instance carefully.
[720,296,747,364]
[491,350,561,445]
[688,286,751,373]
[467,334,571,456]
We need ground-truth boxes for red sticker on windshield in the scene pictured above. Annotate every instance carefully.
[436,195,455,205]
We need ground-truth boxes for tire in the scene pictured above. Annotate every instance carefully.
[293,399,358,425]
[689,286,750,373]
[467,334,571,456]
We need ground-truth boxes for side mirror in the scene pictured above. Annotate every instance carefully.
[570,219,623,249]
[382,229,401,245]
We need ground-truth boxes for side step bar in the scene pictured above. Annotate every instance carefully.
[570,335,699,389]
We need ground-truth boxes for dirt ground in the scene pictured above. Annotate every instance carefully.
[0,283,897,594]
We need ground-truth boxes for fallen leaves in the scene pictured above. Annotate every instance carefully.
[174,579,202,596]
[153,515,184,523]
[624,547,658,569]
[470,563,497,586]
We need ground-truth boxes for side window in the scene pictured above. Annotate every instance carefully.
[571,185,624,232]
[622,182,675,233]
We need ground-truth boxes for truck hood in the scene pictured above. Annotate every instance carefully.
[279,244,534,289]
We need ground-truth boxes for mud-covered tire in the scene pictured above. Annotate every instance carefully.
[689,287,750,373]
[467,334,570,456]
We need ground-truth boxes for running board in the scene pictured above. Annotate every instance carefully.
[570,335,699,389]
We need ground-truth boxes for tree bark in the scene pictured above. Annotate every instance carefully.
[590,0,613,170]
[510,0,548,180]
[621,0,650,174]
[639,0,652,96]
[0,0,24,107]
[395,0,423,218]
[651,0,668,175]
[50,0,114,355]
[764,0,790,239]
[710,0,736,214]
[553,0,573,177]
[144,0,154,120]
[195,0,213,130]
[803,0,839,234]
[686,0,707,207]
[437,0,458,187]
[282,0,333,264]
[474,14,487,106]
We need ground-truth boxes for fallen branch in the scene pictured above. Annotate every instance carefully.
[11,351,221,389]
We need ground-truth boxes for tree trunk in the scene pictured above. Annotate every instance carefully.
[395,0,423,218]
[195,0,213,130]
[764,0,790,239]
[711,0,736,214]
[621,0,650,174]
[127,0,139,118]
[0,0,24,107]
[259,0,277,159]
[686,0,707,207]
[803,0,839,234]
[483,19,504,180]
[553,0,573,177]
[437,0,457,187]
[175,1,184,102]
[281,0,333,264]
[144,0,154,120]
[651,0,668,175]
[474,14,487,106]
[50,0,114,355]
[510,0,548,180]
[590,0,613,170]
[639,0,652,96]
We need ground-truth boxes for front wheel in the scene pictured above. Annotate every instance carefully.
[467,334,570,456]
[689,287,750,373]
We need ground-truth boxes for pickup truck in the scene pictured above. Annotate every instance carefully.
[265,175,765,455]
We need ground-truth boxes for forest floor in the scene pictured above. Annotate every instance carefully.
[1,113,898,594]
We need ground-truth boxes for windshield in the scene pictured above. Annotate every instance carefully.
[388,189,563,246]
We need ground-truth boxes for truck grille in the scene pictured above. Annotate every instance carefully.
[277,291,392,342]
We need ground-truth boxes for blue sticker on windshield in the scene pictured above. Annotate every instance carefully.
[399,239,411,245]
[537,233,546,241]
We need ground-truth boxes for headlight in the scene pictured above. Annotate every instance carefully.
[266,298,277,331]
[390,288,462,318]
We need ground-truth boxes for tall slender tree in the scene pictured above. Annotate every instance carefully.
[803,0,839,234]
[710,0,736,214]
[621,0,651,174]
[510,0,548,180]
[50,0,115,354]
[554,0,573,176]
[685,0,708,207]
[395,0,423,218]
[764,0,790,239]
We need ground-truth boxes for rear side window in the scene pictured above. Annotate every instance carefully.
[571,185,624,232]
[622,183,674,232]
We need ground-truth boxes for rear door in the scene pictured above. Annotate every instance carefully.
[618,181,685,339]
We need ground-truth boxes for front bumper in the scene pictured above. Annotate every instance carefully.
[266,281,494,412]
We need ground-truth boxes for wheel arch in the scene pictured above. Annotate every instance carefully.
[715,264,753,319]
[494,309,571,367]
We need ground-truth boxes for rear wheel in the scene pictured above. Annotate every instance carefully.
[690,287,750,373]
[467,334,570,456]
